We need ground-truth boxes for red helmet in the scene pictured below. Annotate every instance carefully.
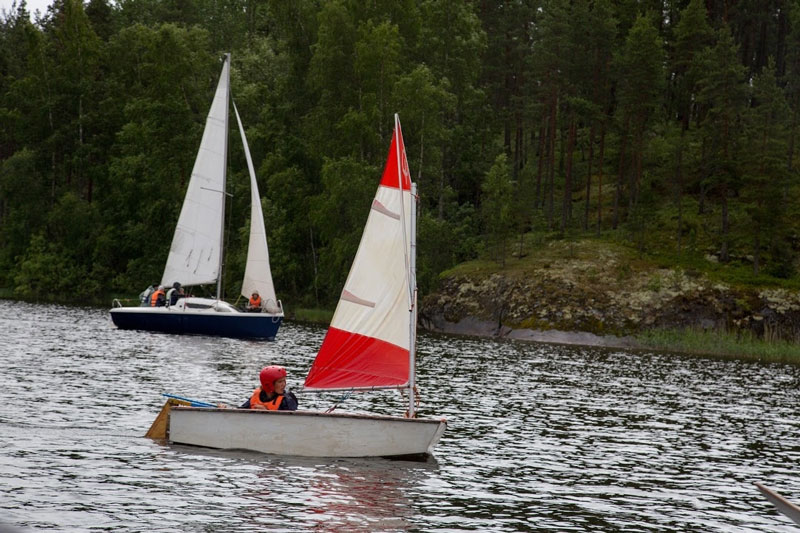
[259,365,287,394]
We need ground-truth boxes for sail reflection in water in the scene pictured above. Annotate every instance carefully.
[1,301,800,532]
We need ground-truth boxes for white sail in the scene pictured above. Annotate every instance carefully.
[161,57,230,288]
[233,102,278,311]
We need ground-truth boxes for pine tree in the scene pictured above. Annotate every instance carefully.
[482,153,514,266]
[696,26,747,263]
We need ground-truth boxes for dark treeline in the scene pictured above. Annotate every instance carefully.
[1,0,799,308]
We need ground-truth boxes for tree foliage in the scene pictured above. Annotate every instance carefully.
[2,0,800,305]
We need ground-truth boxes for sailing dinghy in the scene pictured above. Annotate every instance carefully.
[155,115,447,458]
[110,54,283,340]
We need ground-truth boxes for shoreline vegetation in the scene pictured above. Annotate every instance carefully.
[636,328,800,363]
[3,296,797,362]
[7,226,800,365]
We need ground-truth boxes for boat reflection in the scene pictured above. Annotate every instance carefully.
[162,445,438,531]
[256,456,437,532]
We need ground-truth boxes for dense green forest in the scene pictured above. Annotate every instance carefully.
[1,0,800,309]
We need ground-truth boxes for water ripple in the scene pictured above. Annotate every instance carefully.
[1,301,799,531]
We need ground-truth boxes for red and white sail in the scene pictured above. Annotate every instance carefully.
[304,116,414,389]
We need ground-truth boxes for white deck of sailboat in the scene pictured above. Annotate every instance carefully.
[112,297,283,316]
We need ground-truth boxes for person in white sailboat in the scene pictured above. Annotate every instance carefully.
[150,286,166,307]
[246,291,262,312]
[166,282,185,306]
[139,283,157,306]
[239,366,298,411]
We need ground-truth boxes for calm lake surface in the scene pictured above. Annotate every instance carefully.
[1,300,799,532]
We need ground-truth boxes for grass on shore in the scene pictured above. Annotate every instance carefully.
[636,327,800,363]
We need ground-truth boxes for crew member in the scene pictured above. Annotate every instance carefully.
[167,282,185,306]
[240,366,298,411]
[150,285,166,307]
[247,291,262,312]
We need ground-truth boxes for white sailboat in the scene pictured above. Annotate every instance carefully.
[110,54,283,340]
[155,115,447,458]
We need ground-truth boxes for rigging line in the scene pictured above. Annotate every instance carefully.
[324,389,353,413]
[404,386,421,419]
[216,53,231,302]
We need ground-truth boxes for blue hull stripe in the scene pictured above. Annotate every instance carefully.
[110,310,282,340]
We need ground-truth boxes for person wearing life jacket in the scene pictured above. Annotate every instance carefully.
[150,285,166,307]
[246,291,262,312]
[139,283,157,306]
[239,365,298,411]
[167,281,185,306]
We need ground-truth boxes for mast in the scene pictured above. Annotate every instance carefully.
[408,181,418,418]
[216,53,231,301]
[394,112,417,418]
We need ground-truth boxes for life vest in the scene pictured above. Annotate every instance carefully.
[150,289,165,307]
[249,295,262,308]
[249,387,282,410]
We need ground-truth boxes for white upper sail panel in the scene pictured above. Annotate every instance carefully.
[162,57,230,288]
[328,183,413,350]
[234,102,278,310]
[303,116,413,390]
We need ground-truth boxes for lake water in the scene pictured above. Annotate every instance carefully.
[1,300,799,532]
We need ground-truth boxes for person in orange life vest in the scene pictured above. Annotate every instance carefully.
[246,291,262,312]
[239,365,298,411]
[150,285,166,307]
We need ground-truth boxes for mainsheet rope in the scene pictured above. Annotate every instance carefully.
[324,389,353,413]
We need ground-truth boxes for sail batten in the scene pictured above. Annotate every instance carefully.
[371,199,400,220]
[304,119,414,390]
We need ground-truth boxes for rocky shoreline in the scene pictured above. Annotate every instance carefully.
[419,313,640,349]
[419,241,800,347]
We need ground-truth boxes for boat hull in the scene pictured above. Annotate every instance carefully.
[110,301,282,340]
[167,407,447,459]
